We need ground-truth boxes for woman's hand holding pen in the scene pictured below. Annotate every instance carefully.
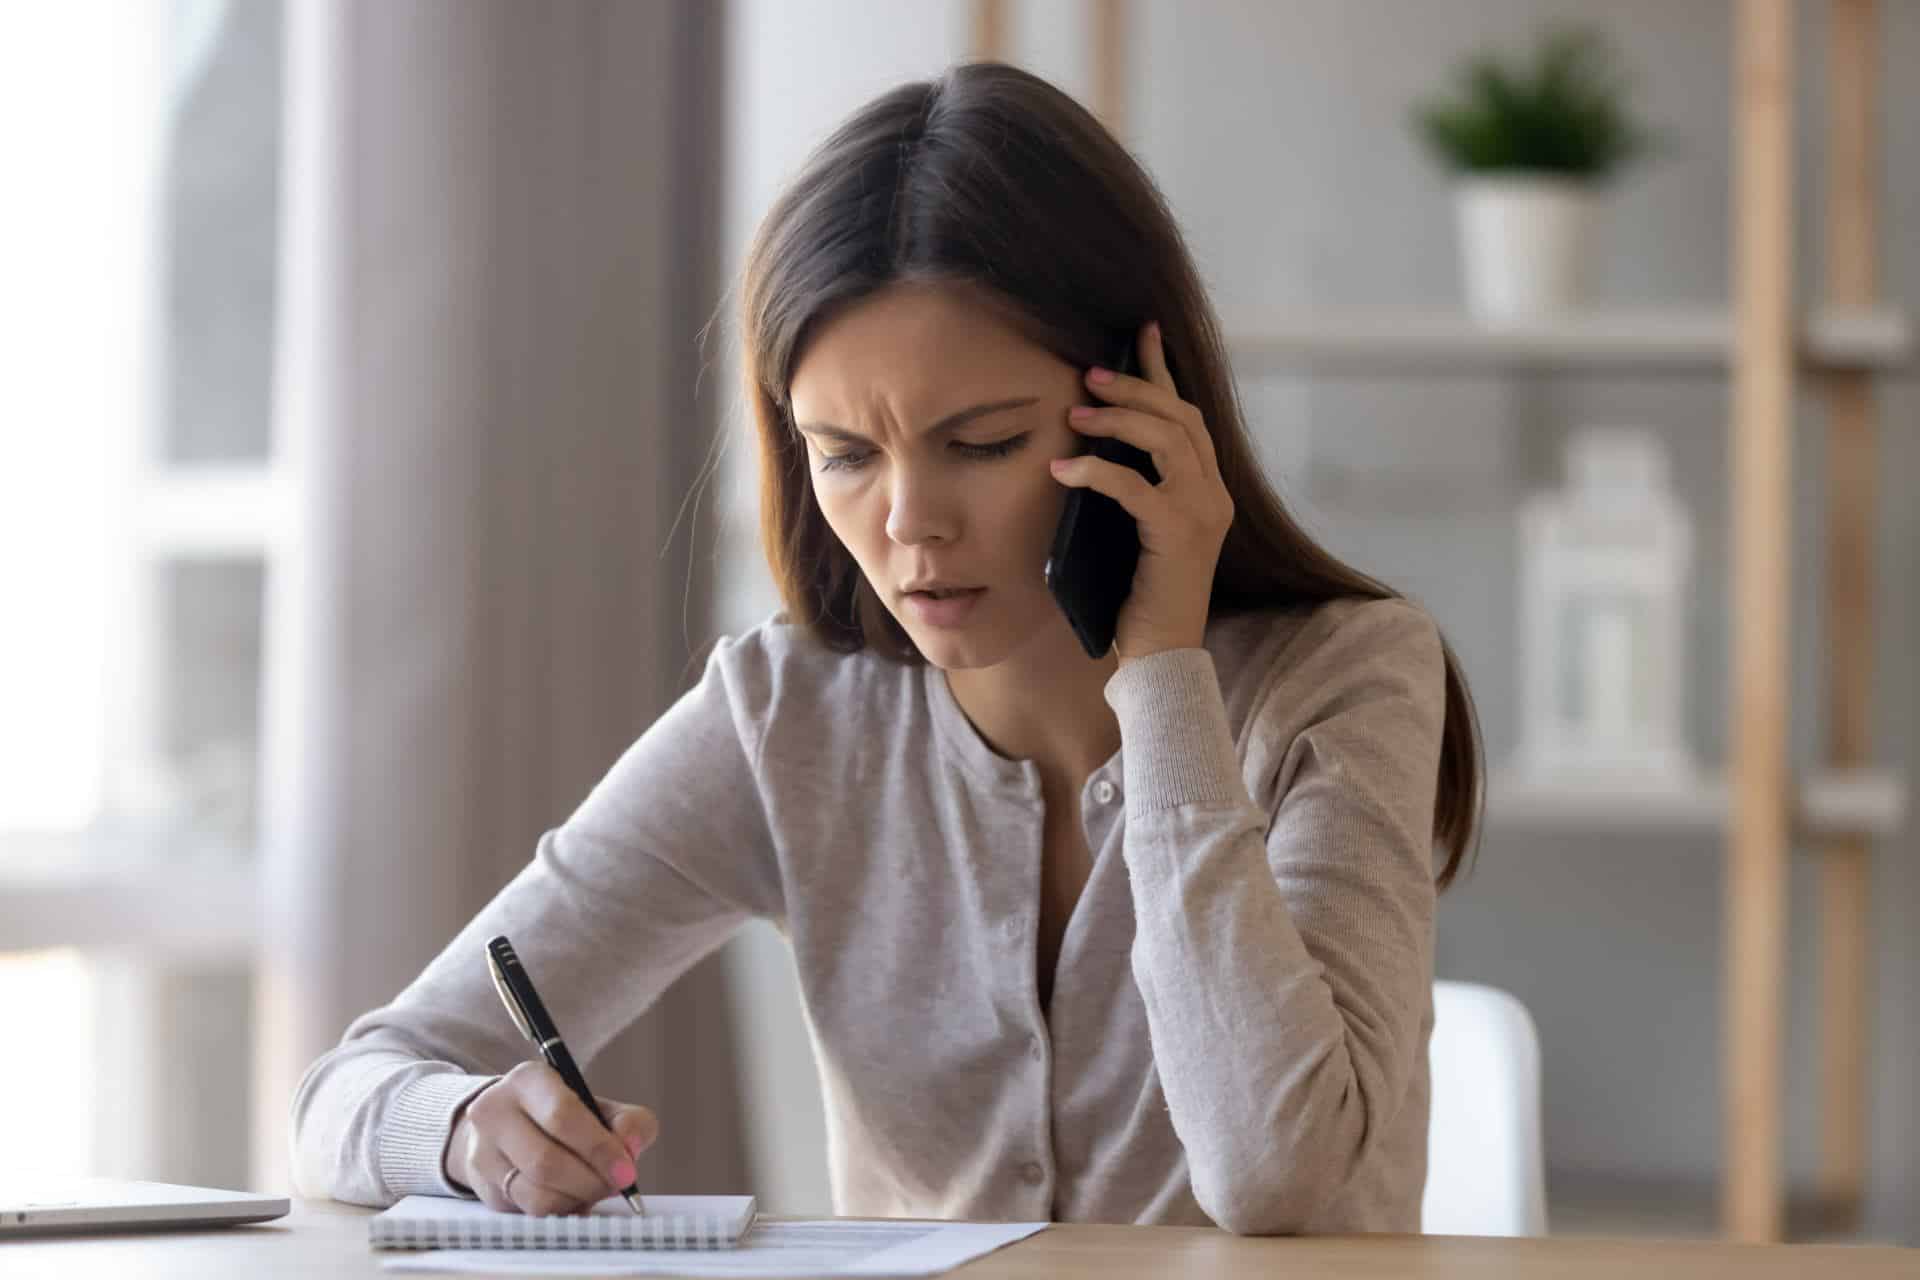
[444,1060,659,1216]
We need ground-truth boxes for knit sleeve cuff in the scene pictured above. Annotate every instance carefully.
[1103,647,1249,813]
[378,1071,499,1200]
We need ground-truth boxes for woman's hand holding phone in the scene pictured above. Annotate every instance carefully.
[1048,321,1236,664]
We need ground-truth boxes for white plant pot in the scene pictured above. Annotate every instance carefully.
[1453,175,1597,320]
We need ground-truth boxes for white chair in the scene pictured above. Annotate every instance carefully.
[1421,979,1548,1236]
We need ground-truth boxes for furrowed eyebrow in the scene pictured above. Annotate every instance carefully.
[794,396,1040,444]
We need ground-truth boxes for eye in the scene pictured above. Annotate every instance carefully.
[958,434,1032,462]
[813,449,870,474]
[814,433,1032,474]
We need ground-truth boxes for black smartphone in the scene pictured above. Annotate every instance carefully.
[1043,339,1161,659]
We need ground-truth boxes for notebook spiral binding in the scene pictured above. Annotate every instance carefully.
[370,1211,733,1250]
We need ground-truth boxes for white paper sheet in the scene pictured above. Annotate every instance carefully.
[380,1218,1048,1276]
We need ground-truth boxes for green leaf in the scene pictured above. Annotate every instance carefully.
[1406,23,1651,180]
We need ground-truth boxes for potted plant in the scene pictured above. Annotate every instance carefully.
[1412,24,1656,320]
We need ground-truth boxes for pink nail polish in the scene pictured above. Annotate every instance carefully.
[611,1158,637,1186]
[1088,367,1114,384]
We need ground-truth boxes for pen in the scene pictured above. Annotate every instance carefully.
[485,934,647,1215]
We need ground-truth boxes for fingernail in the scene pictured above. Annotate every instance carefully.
[1068,405,1093,420]
[1148,321,1161,342]
[610,1158,637,1187]
[1088,367,1114,384]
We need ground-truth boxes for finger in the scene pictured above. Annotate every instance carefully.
[1146,321,1219,475]
[602,1100,661,1163]
[1049,453,1162,523]
[509,1063,638,1194]
[498,1161,574,1217]
[493,1104,617,1213]
[1085,356,1212,473]
[1139,320,1172,390]
[1066,405,1194,484]
[465,1144,521,1215]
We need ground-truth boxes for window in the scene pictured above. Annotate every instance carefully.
[0,0,282,1187]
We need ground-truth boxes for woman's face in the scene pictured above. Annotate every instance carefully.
[788,281,1089,670]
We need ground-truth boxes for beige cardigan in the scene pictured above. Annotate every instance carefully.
[291,595,1447,1234]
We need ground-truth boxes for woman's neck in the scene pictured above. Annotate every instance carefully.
[942,632,1123,789]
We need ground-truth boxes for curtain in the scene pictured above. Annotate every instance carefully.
[255,0,746,1195]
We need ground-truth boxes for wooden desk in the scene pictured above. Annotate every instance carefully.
[5,1199,1915,1278]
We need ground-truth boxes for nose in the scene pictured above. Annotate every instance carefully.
[883,463,959,546]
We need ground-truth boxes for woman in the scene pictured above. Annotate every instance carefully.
[292,60,1483,1236]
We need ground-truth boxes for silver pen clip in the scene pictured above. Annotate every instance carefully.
[486,946,537,1044]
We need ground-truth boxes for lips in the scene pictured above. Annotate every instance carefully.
[901,582,983,598]
[903,586,987,627]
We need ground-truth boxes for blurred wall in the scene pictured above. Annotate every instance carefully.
[706,0,1920,1240]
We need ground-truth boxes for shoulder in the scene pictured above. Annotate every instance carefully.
[694,608,906,737]
[1208,594,1442,682]
[1207,596,1446,739]
[698,608,841,690]
[1207,597,1449,822]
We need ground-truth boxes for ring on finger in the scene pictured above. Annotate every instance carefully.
[502,1167,523,1202]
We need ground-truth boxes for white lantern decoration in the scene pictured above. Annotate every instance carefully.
[1513,426,1697,786]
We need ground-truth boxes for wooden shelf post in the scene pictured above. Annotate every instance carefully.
[970,0,1006,62]
[1090,0,1128,142]
[1815,0,1881,1228]
[1724,0,1798,1244]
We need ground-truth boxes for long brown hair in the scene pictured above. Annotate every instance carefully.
[732,61,1484,888]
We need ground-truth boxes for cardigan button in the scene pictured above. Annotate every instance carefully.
[1019,1162,1045,1186]
[1094,779,1117,804]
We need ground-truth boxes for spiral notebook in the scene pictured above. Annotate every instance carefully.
[369,1194,757,1251]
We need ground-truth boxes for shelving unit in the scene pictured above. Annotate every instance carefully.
[1215,304,1910,371]
[1487,768,1906,840]
[1003,0,1908,1244]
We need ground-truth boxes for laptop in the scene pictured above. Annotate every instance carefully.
[0,1175,289,1236]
